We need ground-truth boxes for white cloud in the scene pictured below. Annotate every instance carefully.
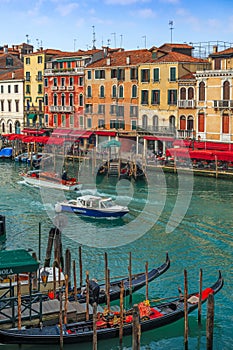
[105,0,150,5]
[132,8,156,18]
[55,2,79,16]
[159,0,180,4]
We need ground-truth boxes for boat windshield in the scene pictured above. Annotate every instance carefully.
[101,199,113,208]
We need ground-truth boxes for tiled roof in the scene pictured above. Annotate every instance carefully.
[179,72,196,80]
[0,68,24,80]
[87,49,152,68]
[210,47,233,56]
[158,43,194,50]
[52,49,103,59]
[0,53,23,69]
[154,51,208,63]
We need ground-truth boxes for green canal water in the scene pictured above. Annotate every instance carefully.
[0,160,232,350]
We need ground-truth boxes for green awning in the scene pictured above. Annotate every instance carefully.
[28,113,37,120]
[0,249,39,276]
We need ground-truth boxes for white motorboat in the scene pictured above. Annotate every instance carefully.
[55,194,129,218]
[20,170,82,191]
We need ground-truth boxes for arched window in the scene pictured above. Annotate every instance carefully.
[188,87,194,99]
[9,123,12,133]
[223,81,230,100]
[142,115,148,129]
[152,115,158,131]
[180,87,186,100]
[198,113,205,132]
[44,94,48,106]
[69,94,73,106]
[112,85,117,98]
[222,113,229,133]
[15,121,20,134]
[199,82,205,101]
[119,85,124,98]
[53,93,57,106]
[180,115,186,130]
[79,94,83,106]
[187,116,194,130]
[2,122,5,133]
[132,85,137,98]
[100,85,105,98]
[169,115,175,130]
[61,93,65,106]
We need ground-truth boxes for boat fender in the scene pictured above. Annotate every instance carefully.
[55,203,62,213]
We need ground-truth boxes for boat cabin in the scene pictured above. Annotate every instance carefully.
[77,195,114,209]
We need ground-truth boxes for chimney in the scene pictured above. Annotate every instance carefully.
[4,45,8,53]
[213,45,218,53]
[126,56,130,64]
[12,71,15,79]
[103,46,108,57]
[106,57,111,65]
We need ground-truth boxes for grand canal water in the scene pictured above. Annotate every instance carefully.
[0,159,232,350]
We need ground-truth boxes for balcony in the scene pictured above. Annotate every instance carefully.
[49,106,74,112]
[51,86,58,91]
[213,100,233,109]
[67,86,74,91]
[137,125,176,136]
[44,67,84,76]
[59,86,66,91]
[178,100,195,108]
[177,129,195,139]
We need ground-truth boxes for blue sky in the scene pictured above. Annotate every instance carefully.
[1,0,233,52]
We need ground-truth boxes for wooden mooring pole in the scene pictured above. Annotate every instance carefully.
[184,269,188,350]
[145,261,149,301]
[128,252,132,306]
[59,288,63,350]
[17,280,21,330]
[107,268,110,311]
[92,302,98,350]
[132,304,140,350]
[73,260,77,301]
[64,274,68,325]
[86,271,90,321]
[198,268,203,324]
[79,246,83,288]
[206,293,215,350]
[119,280,124,346]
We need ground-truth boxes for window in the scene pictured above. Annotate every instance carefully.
[37,71,43,81]
[0,85,3,93]
[70,115,74,126]
[39,99,43,112]
[117,105,124,117]
[180,87,186,100]
[110,119,125,129]
[199,82,205,101]
[132,85,137,98]
[44,114,49,125]
[119,85,124,98]
[69,77,74,86]
[25,72,30,81]
[14,85,19,93]
[95,70,105,79]
[170,67,176,82]
[111,69,117,78]
[214,58,221,70]
[188,87,194,99]
[44,94,48,106]
[61,93,65,106]
[187,116,194,130]
[15,100,19,112]
[87,70,92,79]
[87,86,92,98]
[153,68,159,82]
[38,56,43,64]
[79,115,84,128]
[169,115,176,130]
[180,116,186,130]
[62,115,66,127]
[87,118,92,128]
[98,119,105,128]
[130,68,138,80]
[53,78,57,86]
[44,78,48,87]
[98,104,105,114]
[1,100,4,111]
[151,90,160,105]
[26,85,30,94]
[53,114,57,126]
[222,114,229,133]
[61,77,65,86]
[152,115,158,130]
[69,94,73,106]
[53,93,57,106]
[60,62,63,69]
[6,57,13,66]
[223,81,230,100]
[38,84,43,94]
[142,115,148,129]
[141,90,149,105]
[110,105,117,115]
[168,90,177,105]
[85,104,93,113]
[131,120,137,130]
[100,85,105,98]
[79,77,84,86]
[8,100,11,112]
[130,105,138,117]
[67,61,71,69]
[25,57,30,64]
[117,68,125,81]
[79,94,83,106]
[141,69,150,83]
[198,113,205,132]
[8,85,11,93]
[112,85,117,98]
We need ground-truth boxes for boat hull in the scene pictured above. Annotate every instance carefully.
[21,176,82,191]
[59,204,129,218]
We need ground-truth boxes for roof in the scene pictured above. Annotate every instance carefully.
[210,47,233,57]
[0,249,39,276]
[155,51,209,63]
[0,68,24,81]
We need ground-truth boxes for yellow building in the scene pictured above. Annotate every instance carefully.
[195,46,233,142]
[23,49,62,128]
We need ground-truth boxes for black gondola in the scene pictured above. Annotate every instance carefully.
[70,253,170,304]
[0,271,223,345]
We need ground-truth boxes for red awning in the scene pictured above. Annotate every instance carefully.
[144,136,175,142]
[46,137,66,145]
[95,131,117,136]
[173,139,192,147]
[69,130,93,139]
[52,128,72,137]
[166,148,215,161]
[22,129,46,135]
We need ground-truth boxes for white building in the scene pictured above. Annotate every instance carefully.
[0,69,24,134]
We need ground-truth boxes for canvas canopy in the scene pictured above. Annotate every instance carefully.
[0,249,39,276]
